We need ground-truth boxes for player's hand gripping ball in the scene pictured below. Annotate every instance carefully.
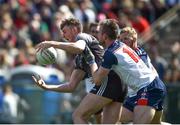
[36,47,57,65]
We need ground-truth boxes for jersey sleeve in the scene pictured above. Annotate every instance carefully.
[76,33,92,45]
[75,33,86,41]
[101,50,118,69]
[74,55,83,70]
[74,54,89,79]
[136,47,150,68]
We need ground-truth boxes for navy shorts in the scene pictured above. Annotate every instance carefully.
[90,70,127,102]
[123,77,167,112]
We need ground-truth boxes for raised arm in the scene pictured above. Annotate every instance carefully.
[32,69,85,93]
[35,40,86,54]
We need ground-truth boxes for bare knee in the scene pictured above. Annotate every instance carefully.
[119,106,133,123]
[133,106,156,124]
[103,102,121,124]
[151,111,163,124]
[72,109,83,122]
[72,110,77,122]
[72,108,89,123]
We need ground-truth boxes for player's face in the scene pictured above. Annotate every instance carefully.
[120,32,134,47]
[98,27,105,45]
[61,25,76,42]
[90,26,99,38]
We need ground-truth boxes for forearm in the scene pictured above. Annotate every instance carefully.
[48,41,84,54]
[45,69,84,93]
[90,63,102,85]
[45,82,76,93]
[90,63,98,75]
[90,63,110,85]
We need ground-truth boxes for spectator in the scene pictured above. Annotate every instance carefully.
[128,9,150,33]
[149,47,168,81]
[135,0,156,23]
[88,22,99,38]
[13,49,29,67]
[73,0,96,25]
[0,49,13,70]
[2,84,29,123]
[117,11,132,28]
[151,0,168,20]
[165,41,180,83]
[165,56,180,83]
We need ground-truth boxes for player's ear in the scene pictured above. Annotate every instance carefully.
[131,38,137,48]
[132,37,137,44]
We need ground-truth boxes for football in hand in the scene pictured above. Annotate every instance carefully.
[36,47,57,65]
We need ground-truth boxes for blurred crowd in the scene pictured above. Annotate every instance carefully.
[0,0,179,123]
[0,0,179,83]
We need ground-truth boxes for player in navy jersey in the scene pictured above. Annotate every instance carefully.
[84,19,166,124]
[33,18,127,124]
[118,27,165,124]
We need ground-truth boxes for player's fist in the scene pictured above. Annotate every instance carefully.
[35,41,52,52]
[32,74,48,90]
[83,45,95,65]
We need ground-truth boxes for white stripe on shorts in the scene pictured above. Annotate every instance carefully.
[97,77,108,96]
[85,77,95,93]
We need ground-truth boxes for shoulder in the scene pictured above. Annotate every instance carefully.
[135,46,147,56]
[76,33,92,41]
[101,50,118,69]
[104,50,114,57]
[103,50,117,63]
[76,33,99,45]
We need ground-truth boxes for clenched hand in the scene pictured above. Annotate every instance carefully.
[32,74,48,90]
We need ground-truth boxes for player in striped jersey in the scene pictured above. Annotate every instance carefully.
[84,19,166,124]
[118,27,164,124]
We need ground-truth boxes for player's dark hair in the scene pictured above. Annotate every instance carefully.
[60,18,82,32]
[88,22,98,34]
[89,22,98,30]
[99,19,119,40]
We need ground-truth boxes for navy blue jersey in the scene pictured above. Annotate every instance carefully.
[135,46,159,77]
[135,47,150,68]
[74,33,104,78]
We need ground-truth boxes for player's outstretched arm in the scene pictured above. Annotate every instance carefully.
[35,40,86,54]
[32,74,49,90]
[32,69,85,93]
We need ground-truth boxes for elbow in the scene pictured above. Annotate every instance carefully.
[70,48,83,54]
[71,43,84,54]
[75,48,84,54]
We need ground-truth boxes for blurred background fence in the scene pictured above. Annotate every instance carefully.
[165,84,180,124]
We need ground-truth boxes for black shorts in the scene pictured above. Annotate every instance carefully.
[90,70,127,102]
